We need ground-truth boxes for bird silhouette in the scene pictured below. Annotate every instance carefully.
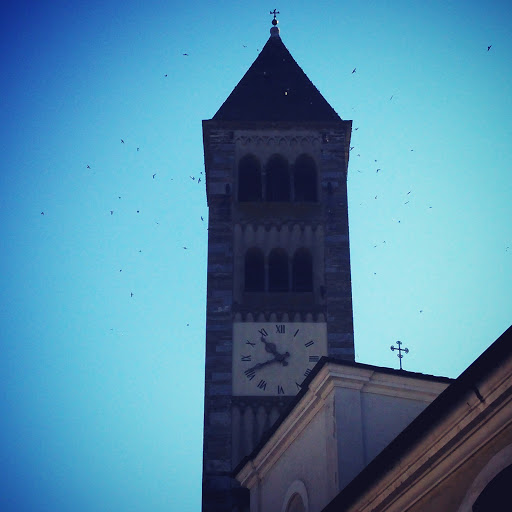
[110,210,114,215]
[40,211,44,215]
[153,173,156,179]
[121,139,125,143]
[86,165,90,169]
[487,45,492,51]
[352,68,356,73]
[183,53,189,56]
[130,292,134,297]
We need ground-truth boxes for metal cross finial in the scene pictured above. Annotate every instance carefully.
[270,9,280,22]
[390,340,409,370]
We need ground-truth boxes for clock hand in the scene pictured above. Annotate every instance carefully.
[260,337,290,366]
[260,336,278,355]
[245,357,281,373]
[245,351,291,374]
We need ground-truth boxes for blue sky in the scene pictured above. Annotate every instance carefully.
[1,1,511,511]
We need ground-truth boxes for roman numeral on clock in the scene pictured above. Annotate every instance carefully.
[257,380,267,390]
[305,340,314,347]
[276,324,285,334]
[241,355,251,361]
[258,328,268,337]
[244,368,256,380]
[277,385,285,395]
[309,355,320,362]
[304,368,312,378]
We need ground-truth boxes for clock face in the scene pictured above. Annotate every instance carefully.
[232,322,327,396]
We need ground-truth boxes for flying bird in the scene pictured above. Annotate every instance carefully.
[86,165,90,169]
[183,247,188,250]
[164,74,168,77]
[110,210,114,215]
[198,178,201,184]
[352,68,356,73]
[487,45,492,51]
[121,139,125,143]
[130,292,134,297]
[201,216,204,221]
[40,211,44,215]
[153,173,156,179]
[183,53,189,56]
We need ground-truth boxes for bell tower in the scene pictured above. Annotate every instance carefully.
[202,16,354,511]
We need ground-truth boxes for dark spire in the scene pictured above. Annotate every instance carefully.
[212,16,342,123]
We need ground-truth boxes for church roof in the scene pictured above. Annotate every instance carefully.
[322,324,512,511]
[233,359,452,477]
[213,28,342,123]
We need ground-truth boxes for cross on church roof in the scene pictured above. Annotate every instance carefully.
[390,340,409,370]
[270,9,280,25]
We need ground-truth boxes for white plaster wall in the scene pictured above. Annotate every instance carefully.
[254,396,338,512]
[361,392,431,465]
[335,386,434,491]
[334,387,366,491]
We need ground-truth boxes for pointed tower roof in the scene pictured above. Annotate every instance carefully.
[213,20,342,123]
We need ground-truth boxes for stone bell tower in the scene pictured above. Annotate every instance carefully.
[202,15,354,511]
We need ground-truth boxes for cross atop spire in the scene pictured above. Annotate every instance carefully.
[390,340,409,370]
[269,9,280,37]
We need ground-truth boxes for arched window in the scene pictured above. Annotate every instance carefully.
[282,481,309,512]
[286,493,306,512]
[473,464,512,512]
[238,154,262,202]
[268,249,289,292]
[266,154,290,202]
[294,154,317,202]
[292,248,313,292]
[244,248,265,292]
